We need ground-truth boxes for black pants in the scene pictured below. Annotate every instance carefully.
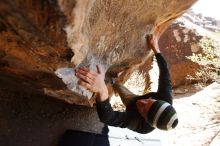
[58,130,110,146]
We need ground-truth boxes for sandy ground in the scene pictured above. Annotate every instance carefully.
[110,71,220,146]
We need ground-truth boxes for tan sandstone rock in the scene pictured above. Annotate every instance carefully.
[0,0,198,106]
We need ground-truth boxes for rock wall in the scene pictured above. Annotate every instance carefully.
[61,0,198,67]
[160,21,203,87]
[0,71,107,146]
[0,0,199,145]
[58,0,198,104]
[140,20,203,89]
[0,0,197,105]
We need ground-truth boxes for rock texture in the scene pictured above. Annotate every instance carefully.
[159,21,203,87]
[0,72,107,146]
[0,0,197,106]
[0,0,199,145]
[157,8,220,87]
[140,9,218,89]
[55,0,198,102]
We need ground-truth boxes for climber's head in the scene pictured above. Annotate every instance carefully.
[136,98,178,130]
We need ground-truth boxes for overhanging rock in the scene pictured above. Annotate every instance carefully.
[0,0,198,106]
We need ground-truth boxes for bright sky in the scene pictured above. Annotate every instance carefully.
[191,0,220,20]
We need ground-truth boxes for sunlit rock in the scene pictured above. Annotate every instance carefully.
[0,0,197,106]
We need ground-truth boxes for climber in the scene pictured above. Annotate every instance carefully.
[75,31,178,134]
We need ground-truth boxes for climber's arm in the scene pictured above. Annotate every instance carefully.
[75,66,128,127]
[146,33,172,104]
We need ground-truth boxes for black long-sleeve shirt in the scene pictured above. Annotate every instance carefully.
[96,53,172,134]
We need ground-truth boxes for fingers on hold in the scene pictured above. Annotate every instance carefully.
[79,67,89,72]
[146,34,153,43]
[96,65,101,74]
[77,73,94,84]
[78,80,92,91]
[97,64,106,75]
[78,69,96,80]
[146,34,149,39]
[80,67,97,76]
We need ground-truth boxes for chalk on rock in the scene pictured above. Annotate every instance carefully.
[55,67,93,99]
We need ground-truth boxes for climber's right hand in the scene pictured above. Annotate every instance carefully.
[146,33,160,54]
[75,65,109,102]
